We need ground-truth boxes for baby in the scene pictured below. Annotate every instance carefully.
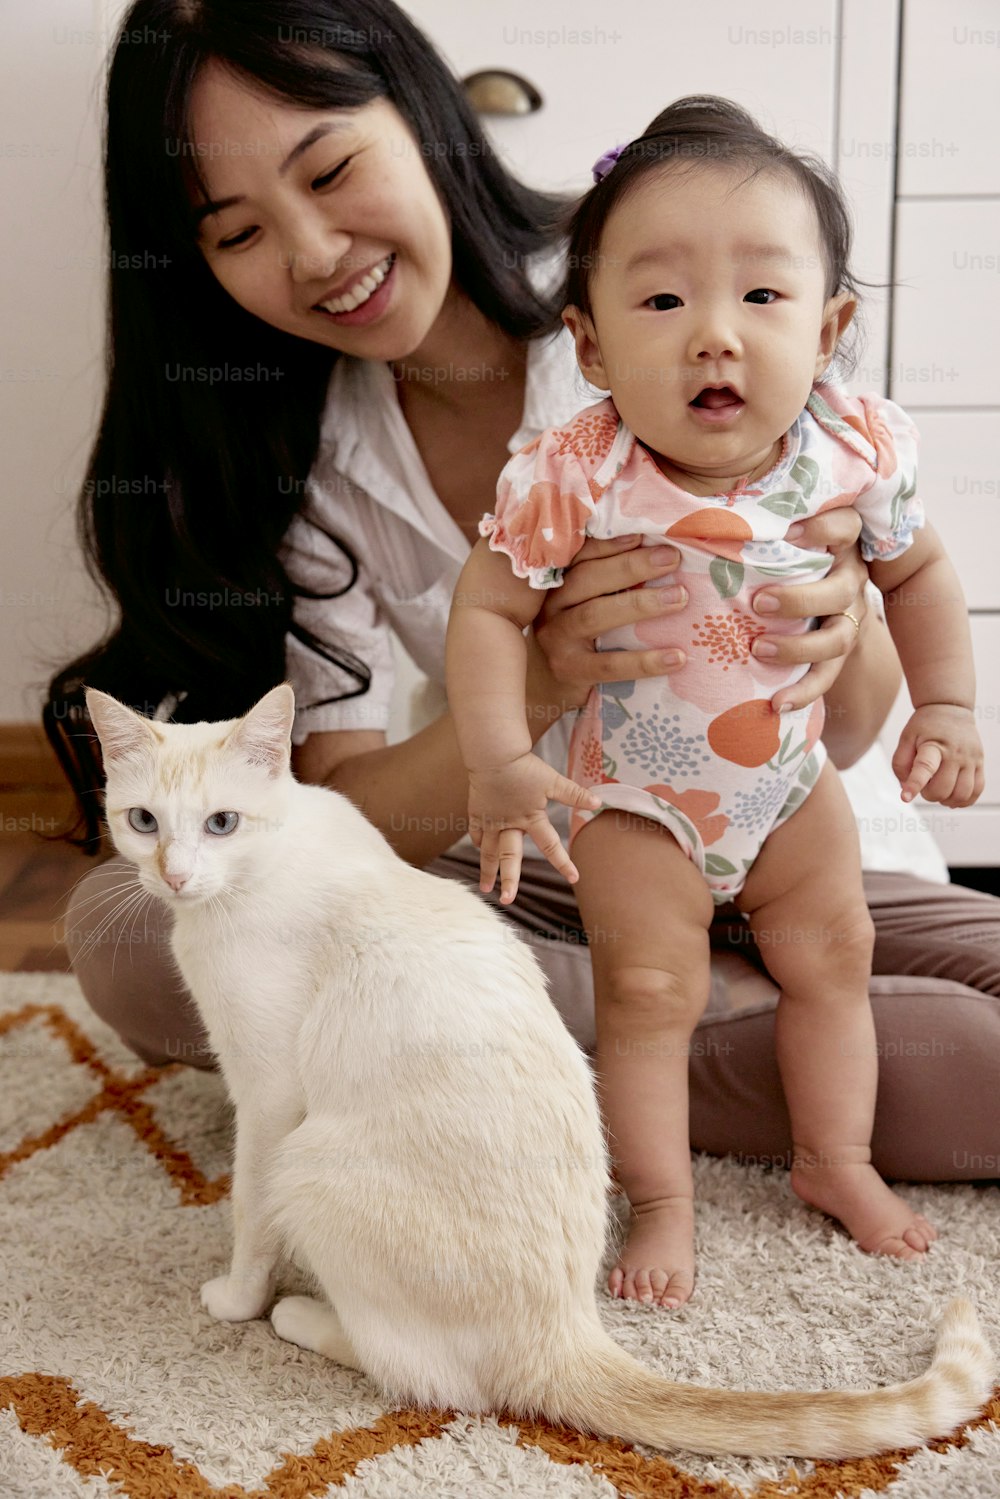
[445,96,984,1308]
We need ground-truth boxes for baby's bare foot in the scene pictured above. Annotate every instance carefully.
[791,1146,938,1259]
[607,1195,695,1308]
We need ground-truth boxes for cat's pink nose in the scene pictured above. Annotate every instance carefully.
[164,872,189,892]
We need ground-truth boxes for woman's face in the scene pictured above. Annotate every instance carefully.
[188,61,453,361]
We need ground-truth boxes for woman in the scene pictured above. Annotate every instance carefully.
[51,0,999,1188]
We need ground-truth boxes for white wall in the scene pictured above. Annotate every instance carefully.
[0,0,113,722]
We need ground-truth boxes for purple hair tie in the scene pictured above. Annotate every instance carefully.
[592,143,627,183]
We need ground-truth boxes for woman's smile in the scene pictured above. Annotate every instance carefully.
[312,252,397,324]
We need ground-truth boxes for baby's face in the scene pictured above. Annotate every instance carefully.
[567,164,850,488]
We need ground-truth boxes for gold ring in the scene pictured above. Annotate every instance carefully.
[837,610,861,636]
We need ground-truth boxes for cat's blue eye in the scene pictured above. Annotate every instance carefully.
[205,811,240,836]
[127,807,157,833]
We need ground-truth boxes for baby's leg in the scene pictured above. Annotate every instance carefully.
[573,811,714,1308]
[738,763,937,1258]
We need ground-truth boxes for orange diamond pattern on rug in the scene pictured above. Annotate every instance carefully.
[2,973,998,1498]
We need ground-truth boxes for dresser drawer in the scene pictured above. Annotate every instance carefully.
[910,410,1000,612]
[881,613,1000,864]
[892,200,1000,408]
[405,0,839,190]
[898,0,1000,196]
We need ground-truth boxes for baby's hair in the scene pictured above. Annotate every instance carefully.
[561,95,864,368]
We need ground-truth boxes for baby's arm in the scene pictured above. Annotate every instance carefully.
[868,520,984,806]
[446,538,600,901]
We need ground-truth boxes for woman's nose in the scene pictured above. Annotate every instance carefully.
[282,216,351,285]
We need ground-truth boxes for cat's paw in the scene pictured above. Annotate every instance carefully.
[200,1270,273,1322]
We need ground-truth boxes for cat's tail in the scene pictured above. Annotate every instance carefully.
[548,1297,993,1458]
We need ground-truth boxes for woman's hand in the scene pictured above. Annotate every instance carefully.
[532,535,688,709]
[532,515,871,717]
[749,508,869,713]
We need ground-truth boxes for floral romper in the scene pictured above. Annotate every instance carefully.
[480,382,924,906]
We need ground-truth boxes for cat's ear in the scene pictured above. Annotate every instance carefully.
[85,689,157,764]
[227,683,295,777]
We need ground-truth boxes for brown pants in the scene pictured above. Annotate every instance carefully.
[64,850,1000,1183]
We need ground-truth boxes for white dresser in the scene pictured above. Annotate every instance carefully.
[407,0,999,865]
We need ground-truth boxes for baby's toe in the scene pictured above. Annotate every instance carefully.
[632,1269,655,1304]
[868,1233,922,1260]
[648,1269,670,1303]
[902,1222,934,1254]
[607,1265,624,1299]
[659,1271,695,1309]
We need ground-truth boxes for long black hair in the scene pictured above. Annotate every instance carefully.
[45,0,569,849]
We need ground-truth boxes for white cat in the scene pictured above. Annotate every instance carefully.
[86,683,993,1459]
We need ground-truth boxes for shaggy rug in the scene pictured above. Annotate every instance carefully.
[2,970,998,1499]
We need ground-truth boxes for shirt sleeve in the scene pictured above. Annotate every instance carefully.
[279,487,396,746]
[849,395,925,563]
[479,429,596,588]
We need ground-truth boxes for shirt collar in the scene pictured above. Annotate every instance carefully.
[314,312,593,557]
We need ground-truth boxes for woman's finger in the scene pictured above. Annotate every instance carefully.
[555,539,681,611]
[754,612,861,667]
[563,646,687,685]
[770,653,846,712]
[752,567,864,621]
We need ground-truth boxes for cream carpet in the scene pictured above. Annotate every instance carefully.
[2,970,998,1499]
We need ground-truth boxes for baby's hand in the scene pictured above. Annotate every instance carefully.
[467,753,601,904]
[892,704,985,807]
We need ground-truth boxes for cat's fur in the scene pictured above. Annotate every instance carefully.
[86,682,993,1458]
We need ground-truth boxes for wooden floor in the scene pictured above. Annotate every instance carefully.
[0,721,111,972]
[0,832,106,972]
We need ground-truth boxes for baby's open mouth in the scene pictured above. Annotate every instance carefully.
[689,386,743,409]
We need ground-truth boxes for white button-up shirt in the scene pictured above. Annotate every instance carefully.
[280,327,947,882]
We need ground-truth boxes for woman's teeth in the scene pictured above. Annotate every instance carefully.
[316,255,394,315]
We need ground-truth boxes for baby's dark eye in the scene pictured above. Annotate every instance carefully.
[205,811,240,836]
[127,807,157,833]
[645,293,682,311]
[744,288,778,304]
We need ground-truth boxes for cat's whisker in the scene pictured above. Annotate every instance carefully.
[208,892,240,948]
[72,884,150,970]
[107,887,156,980]
[65,880,147,952]
[125,887,160,971]
[64,877,146,918]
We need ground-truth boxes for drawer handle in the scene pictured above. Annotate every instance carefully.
[463,69,543,116]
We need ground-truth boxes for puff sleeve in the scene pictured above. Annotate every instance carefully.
[849,395,925,563]
[479,428,597,588]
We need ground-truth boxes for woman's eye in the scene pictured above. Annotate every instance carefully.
[214,160,351,249]
[217,227,256,250]
[646,293,682,311]
[311,158,350,190]
[205,811,240,836]
[127,807,158,833]
[745,288,778,304]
